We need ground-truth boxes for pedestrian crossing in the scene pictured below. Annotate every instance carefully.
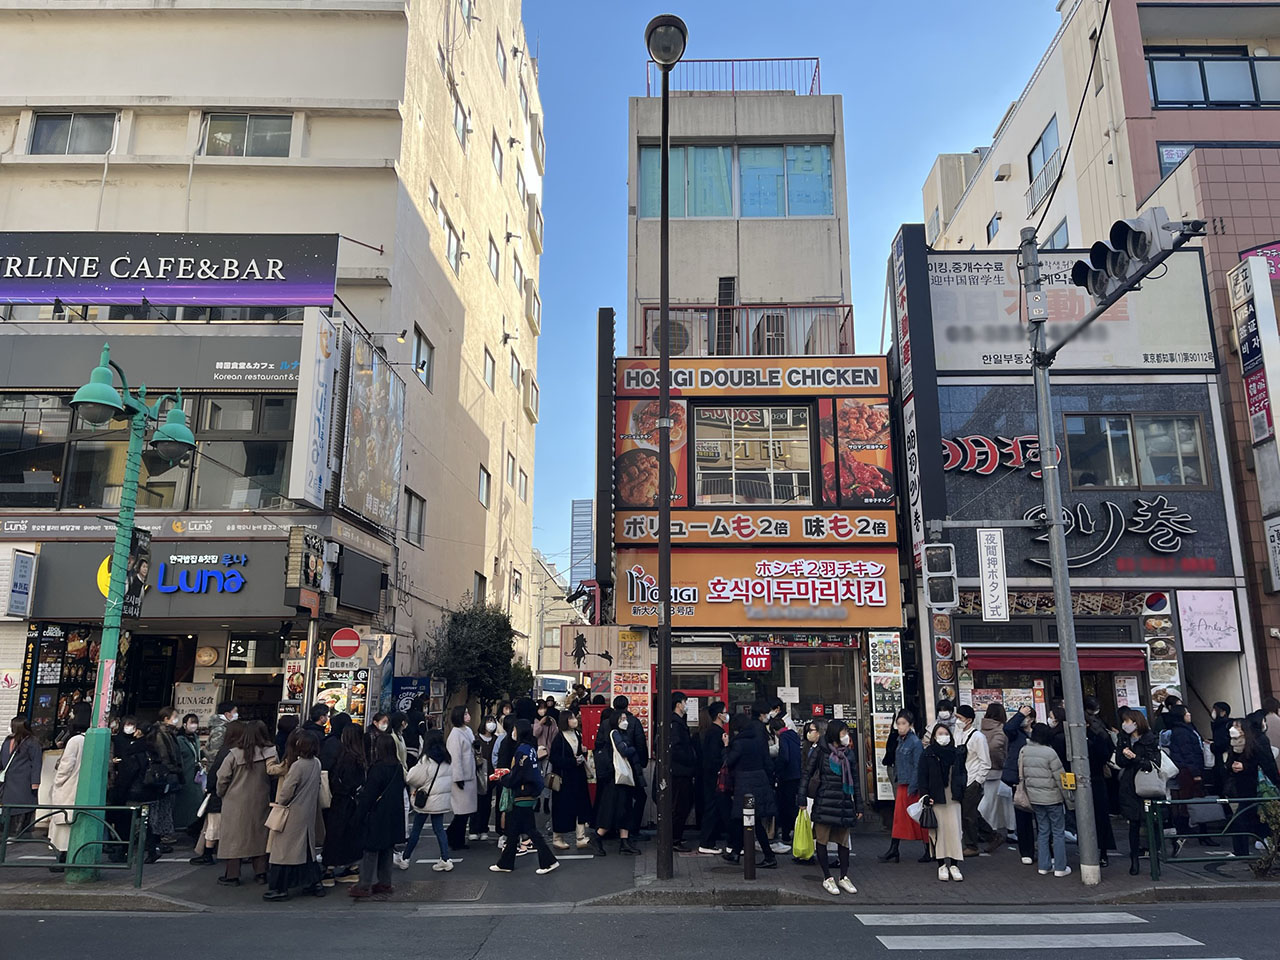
[856,910,1232,956]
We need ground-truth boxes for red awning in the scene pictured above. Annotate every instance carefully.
[964,647,1147,672]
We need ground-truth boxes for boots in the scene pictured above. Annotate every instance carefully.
[551,834,570,850]
[590,833,607,857]
[877,838,901,863]
[619,838,641,855]
[575,826,591,849]
[1129,852,1141,876]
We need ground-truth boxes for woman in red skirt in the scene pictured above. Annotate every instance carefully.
[880,712,929,862]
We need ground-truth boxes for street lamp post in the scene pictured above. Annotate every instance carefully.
[645,11,687,883]
[64,343,195,883]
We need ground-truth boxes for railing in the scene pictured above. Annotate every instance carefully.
[1148,54,1280,108]
[0,804,149,887]
[646,58,821,97]
[638,303,854,358]
[1144,795,1274,880]
[1025,148,1062,215]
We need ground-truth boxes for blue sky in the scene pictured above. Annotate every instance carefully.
[524,0,1064,569]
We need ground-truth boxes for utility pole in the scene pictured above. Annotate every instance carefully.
[1020,227,1101,887]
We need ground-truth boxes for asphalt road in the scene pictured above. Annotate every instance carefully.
[0,902,1274,958]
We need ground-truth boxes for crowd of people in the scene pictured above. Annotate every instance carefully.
[3,687,1280,898]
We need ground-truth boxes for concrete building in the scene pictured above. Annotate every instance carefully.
[0,0,546,728]
[569,497,595,589]
[531,548,582,677]
[915,0,1280,707]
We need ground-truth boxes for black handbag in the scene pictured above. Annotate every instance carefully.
[918,801,938,830]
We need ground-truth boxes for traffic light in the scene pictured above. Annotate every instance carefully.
[1070,206,1176,305]
[922,543,958,610]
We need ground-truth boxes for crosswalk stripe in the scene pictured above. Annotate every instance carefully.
[857,912,1145,926]
[875,933,1202,951]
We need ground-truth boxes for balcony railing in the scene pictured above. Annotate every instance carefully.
[1148,54,1280,108]
[1025,147,1062,216]
[638,303,854,358]
[645,58,821,97]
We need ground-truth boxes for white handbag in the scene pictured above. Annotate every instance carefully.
[612,736,635,788]
[1159,749,1179,780]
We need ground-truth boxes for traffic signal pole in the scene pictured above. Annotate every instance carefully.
[1021,227,1101,887]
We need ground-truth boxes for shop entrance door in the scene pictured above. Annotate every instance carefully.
[651,664,728,727]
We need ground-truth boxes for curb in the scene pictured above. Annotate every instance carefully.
[0,889,207,913]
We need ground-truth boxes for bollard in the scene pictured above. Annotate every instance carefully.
[743,793,756,881]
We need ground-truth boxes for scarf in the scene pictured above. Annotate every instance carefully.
[930,742,958,783]
[830,745,857,795]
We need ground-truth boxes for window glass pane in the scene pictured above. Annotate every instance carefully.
[261,396,295,433]
[0,394,69,508]
[1134,416,1205,485]
[202,397,256,432]
[1065,415,1135,487]
[1029,116,1060,179]
[1204,59,1254,102]
[687,146,732,216]
[693,405,812,505]
[31,115,73,155]
[414,331,434,389]
[1045,220,1069,250]
[785,144,833,215]
[68,114,114,154]
[1152,59,1205,103]
[1256,60,1280,100]
[1159,144,1194,178]
[739,146,786,217]
[65,440,189,509]
[206,115,247,156]
[638,145,685,217]
[193,440,292,509]
[483,349,495,389]
[246,115,291,157]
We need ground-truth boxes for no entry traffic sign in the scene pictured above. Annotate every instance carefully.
[330,628,361,658]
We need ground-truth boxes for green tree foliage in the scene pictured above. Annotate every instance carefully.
[421,598,515,713]
[508,660,535,701]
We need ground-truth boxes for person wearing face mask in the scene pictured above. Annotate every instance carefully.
[697,701,731,855]
[532,702,558,819]
[188,716,228,866]
[470,716,497,842]
[365,713,389,764]
[1021,722,1073,877]
[803,719,862,894]
[445,705,478,851]
[919,721,967,881]
[1208,702,1233,793]
[1221,717,1271,856]
[1116,708,1160,874]
[669,693,698,852]
[206,701,238,760]
[139,706,186,862]
[549,709,592,849]
[771,715,802,853]
[612,695,650,836]
[0,717,41,839]
[1162,702,1206,852]
[1002,704,1037,864]
[880,712,928,863]
[953,705,1000,857]
[172,713,206,834]
[723,712,778,868]
[929,699,957,743]
[590,708,640,855]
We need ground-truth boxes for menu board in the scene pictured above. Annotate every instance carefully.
[315,663,370,726]
[616,399,688,508]
[868,630,904,800]
[611,671,652,751]
[26,623,103,746]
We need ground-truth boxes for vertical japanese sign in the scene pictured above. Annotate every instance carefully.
[1230,256,1280,520]
[290,307,340,508]
[611,671,652,751]
[903,398,923,568]
[977,528,1008,622]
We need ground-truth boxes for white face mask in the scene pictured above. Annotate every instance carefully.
[935,733,951,746]
[376,723,388,733]
[839,733,851,747]
[227,712,238,722]
[1049,717,1060,728]
[937,711,952,720]
[123,725,136,735]
[618,719,629,731]
[1122,721,1137,734]
[485,721,497,733]
[569,718,579,729]
[186,723,198,734]
[720,714,729,725]
[1230,727,1244,739]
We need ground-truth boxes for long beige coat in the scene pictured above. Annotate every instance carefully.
[267,757,322,866]
[48,735,84,853]
[216,746,273,860]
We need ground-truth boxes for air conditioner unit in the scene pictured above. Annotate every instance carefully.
[751,312,787,356]
[648,315,707,357]
[994,162,1012,182]
[804,311,840,355]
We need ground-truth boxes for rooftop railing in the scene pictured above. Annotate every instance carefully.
[638,303,854,358]
[645,58,821,97]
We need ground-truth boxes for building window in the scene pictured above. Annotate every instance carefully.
[529,288,541,329]
[510,350,521,386]
[460,0,473,27]
[204,114,292,158]
[783,145,833,215]
[496,31,508,81]
[692,405,813,505]
[488,236,501,280]
[1065,413,1208,488]
[444,214,461,274]
[1158,143,1194,178]
[483,348,496,390]
[513,254,524,292]
[518,468,528,502]
[404,489,426,547]
[478,465,491,508]
[512,568,522,603]
[413,327,435,389]
[506,452,516,486]
[1044,219,1070,250]
[986,214,1000,244]
[639,144,832,219]
[452,91,468,149]
[491,132,504,179]
[519,78,529,118]
[1091,29,1105,95]
[473,571,487,604]
[30,113,115,155]
[525,378,540,420]
[1026,116,1060,212]
[516,163,526,204]
[0,394,70,508]
[926,206,941,245]
[1145,45,1271,107]
[438,44,447,77]
[429,181,439,210]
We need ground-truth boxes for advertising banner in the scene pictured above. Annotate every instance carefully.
[615,397,688,508]
[616,548,902,629]
[559,624,651,674]
[817,397,895,508]
[614,508,895,545]
[5,549,36,618]
[868,630,904,801]
[289,308,340,507]
[0,512,316,542]
[1176,590,1241,652]
[339,334,405,530]
[926,249,1214,372]
[616,355,887,398]
[0,232,339,305]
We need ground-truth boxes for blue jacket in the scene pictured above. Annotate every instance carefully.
[895,731,922,791]
[1002,714,1029,785]
[1164,716,1204,774]
[776,728,803,781]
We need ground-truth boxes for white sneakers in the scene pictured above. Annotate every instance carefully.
[1054,866,1072,878]
[535,861,560,875]
[1038,868,1050,875]
[938,865,949,881]
[467,833,479,841]
[838,877,856,894]
[948,865,964,882]
[479,832,489,842]
[769,841,790,855]
[822,877,839,895]
[432,859,454,872]
[1020,856,1033,865]
[392,853,410,871]
[697,846,722,855]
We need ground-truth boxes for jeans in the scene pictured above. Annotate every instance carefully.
[357,848,392,890]
[404,812,451,862]
[1033,802,1067,873]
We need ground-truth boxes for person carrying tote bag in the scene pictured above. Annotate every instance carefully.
[1116,709,1161,875]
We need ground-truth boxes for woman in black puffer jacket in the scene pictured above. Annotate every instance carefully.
[802,719,862,896]
[722,714,777,868]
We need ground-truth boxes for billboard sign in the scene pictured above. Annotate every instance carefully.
[339,334,405,530]
[616,356,887,398]
[289,308,340,507]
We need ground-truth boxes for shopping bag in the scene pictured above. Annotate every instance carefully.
[319,770,333,810]
[1188,797,1227,827]
[907,798,925,823]
[792,809,815,861]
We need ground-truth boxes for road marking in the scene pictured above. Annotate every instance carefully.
[857,912,1146,926]
[876,933,1202,951]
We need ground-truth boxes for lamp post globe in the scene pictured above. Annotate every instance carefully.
[645,14,688,68]
[71,348,124,425]
[151,405,196,461]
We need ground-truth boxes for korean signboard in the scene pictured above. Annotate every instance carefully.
[0,232,339,306]
[614,508,895,545]
[615,548,903,629]
[977,528,1008,622]
[289,308,340,508]
[339,334,405,530]
[616,356,887,398]
[926,249,1214,372]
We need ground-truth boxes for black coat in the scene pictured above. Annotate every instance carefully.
[549,731,590,831]
[725,724,775,818]
[1116,731,1160,822]
[323,752,366,866]
[1049,724,1069,770]
[699,723,726,797]
[671,713,697,779]
[1222,741,1271,798]
[803,742,861,827]
[109,736,149,805]
[623,711,649,770]
[356,759,405,851]
[918,744,967,804]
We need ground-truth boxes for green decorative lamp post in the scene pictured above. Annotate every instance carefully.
[65,343,195,882]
